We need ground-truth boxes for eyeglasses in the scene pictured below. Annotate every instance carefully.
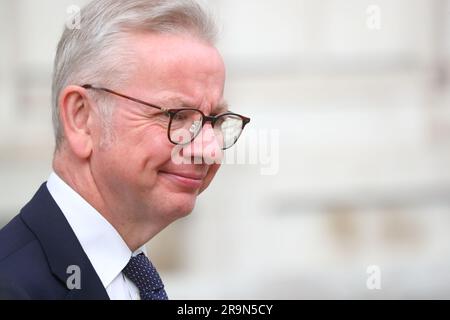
[82,84,250,150]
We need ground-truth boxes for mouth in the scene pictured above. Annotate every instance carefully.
[158,170,206,190]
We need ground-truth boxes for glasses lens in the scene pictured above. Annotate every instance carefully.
[169,109,203,145]
[214,114,244,149]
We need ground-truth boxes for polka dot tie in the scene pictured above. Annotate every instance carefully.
[122,253,168,300]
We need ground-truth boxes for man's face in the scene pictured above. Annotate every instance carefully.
[89,33,226,225]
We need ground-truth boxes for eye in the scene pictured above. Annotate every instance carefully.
[145,111,171,126]
[162,111,171,118]
[173,113,187,121]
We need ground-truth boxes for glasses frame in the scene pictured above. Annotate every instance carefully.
[81,84,251,150]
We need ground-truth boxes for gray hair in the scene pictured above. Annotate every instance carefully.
[52,0,218,150]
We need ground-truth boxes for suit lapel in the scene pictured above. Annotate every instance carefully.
[20,183,109,300]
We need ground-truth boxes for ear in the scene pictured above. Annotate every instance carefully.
[58,85,94,159]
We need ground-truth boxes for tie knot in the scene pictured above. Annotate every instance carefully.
[122,253,168,300]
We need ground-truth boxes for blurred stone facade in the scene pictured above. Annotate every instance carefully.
[1,0,450,298]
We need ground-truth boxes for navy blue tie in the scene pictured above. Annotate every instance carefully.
[122,253,168,300]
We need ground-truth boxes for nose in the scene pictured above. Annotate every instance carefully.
[181,122,223,165]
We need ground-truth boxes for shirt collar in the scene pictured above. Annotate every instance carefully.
[46,172,146,289]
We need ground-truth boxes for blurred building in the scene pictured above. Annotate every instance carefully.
[1,0,450,299]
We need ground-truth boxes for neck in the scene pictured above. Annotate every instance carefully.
[52,148,167,252]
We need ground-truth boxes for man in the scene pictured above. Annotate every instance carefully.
[0,0,249,300]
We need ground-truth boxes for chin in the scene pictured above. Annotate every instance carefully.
[163,195,197,221]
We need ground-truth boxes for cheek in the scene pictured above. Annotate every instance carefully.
[200,164,221,194]
[94,124,173,186]
[123,138,173,185]
[116,119,171,165]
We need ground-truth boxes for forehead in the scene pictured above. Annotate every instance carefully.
[128,33,224,87]
[125,32,226,112]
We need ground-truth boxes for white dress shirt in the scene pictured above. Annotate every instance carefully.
[46,172,145,300]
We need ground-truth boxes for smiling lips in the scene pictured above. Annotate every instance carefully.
[158,170,207,189]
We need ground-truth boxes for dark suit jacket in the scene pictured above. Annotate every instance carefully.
[0,183,109,300]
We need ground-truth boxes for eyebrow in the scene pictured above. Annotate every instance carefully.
[161,96,230,115]
[214,99,230,114]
